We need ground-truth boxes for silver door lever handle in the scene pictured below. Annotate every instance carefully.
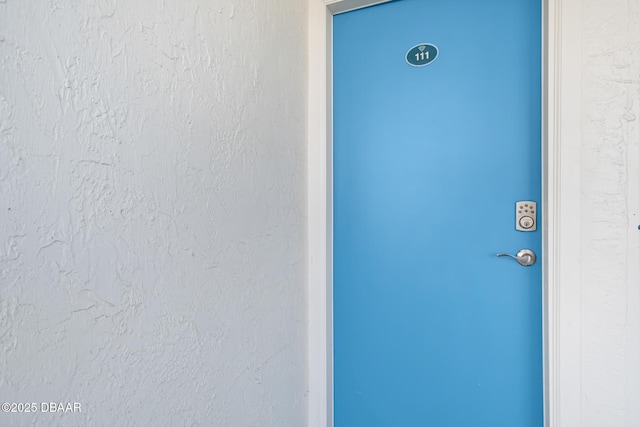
[497,249,537,267]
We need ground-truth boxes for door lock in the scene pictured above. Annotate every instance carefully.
[496,249,537,267]
[516,201,537,231]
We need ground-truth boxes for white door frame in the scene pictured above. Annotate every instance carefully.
[307,0,583,426]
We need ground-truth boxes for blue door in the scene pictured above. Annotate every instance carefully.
[333,1,542,426]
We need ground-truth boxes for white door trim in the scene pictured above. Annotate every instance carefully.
[307,1,583,426]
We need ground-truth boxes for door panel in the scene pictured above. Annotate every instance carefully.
[333,1,542,426]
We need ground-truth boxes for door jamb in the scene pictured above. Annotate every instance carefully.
[307,1,583,426]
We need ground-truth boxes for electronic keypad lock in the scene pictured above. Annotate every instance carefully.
[516,201,537,231]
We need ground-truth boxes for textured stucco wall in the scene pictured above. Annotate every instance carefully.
[581,0,640,425]
[0,1,307,426]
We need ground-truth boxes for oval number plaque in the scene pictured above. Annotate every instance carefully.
[406,43,439,67]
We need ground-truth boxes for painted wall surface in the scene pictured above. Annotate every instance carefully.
[581,0,640,425]
[0,1,307,426]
